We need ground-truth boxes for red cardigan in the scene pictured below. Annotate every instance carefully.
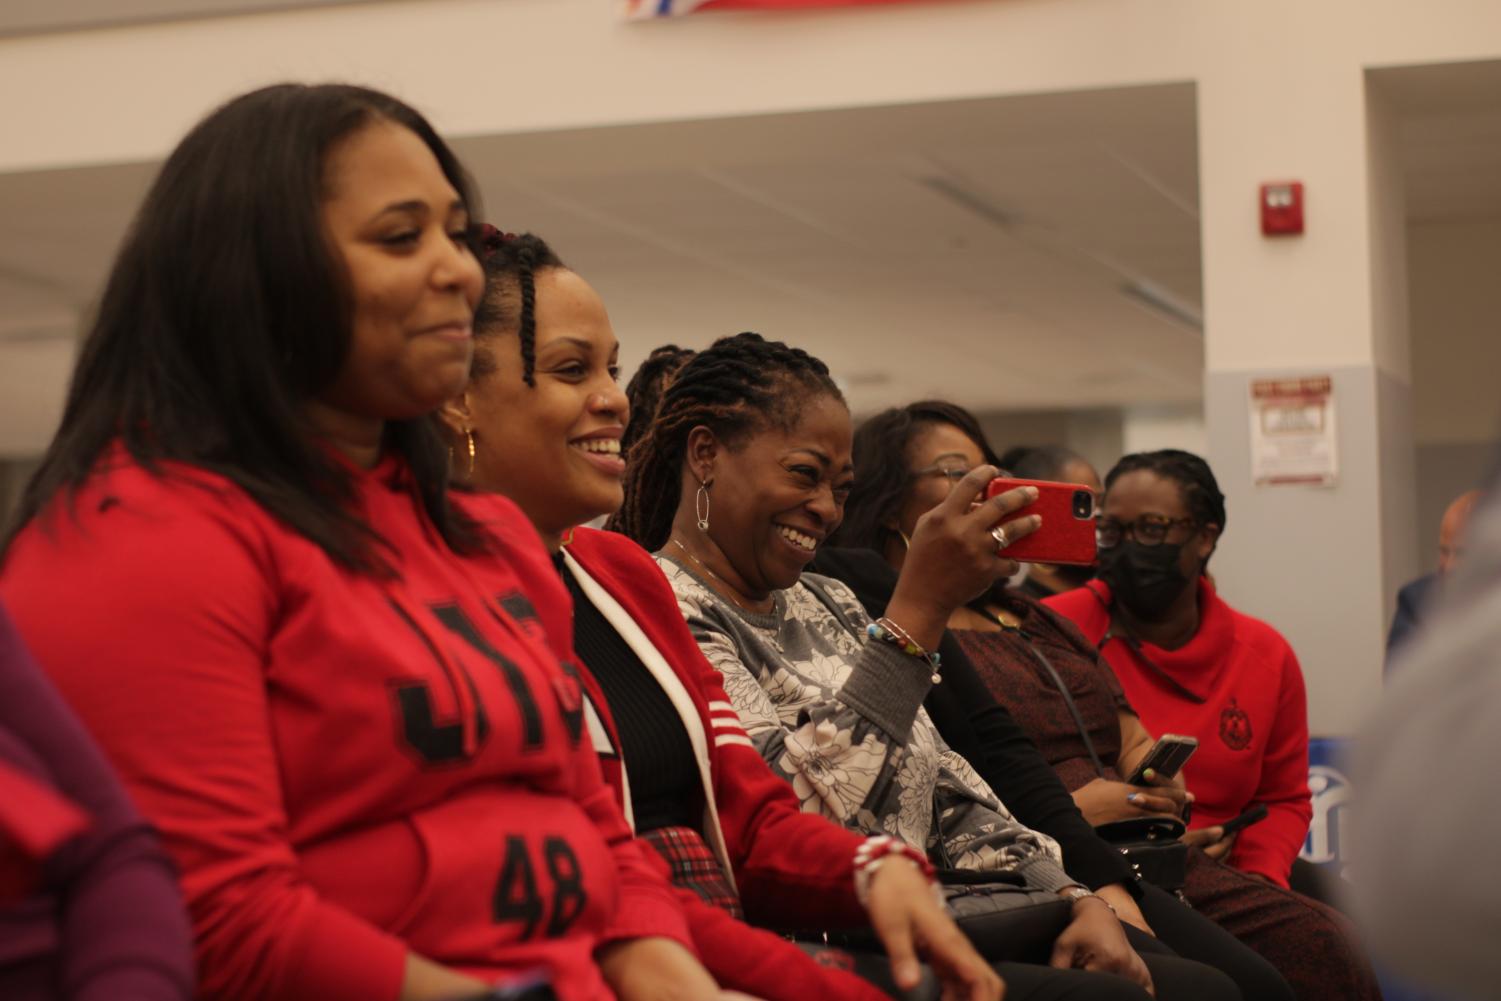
[0,451,689,1001]
[1044,579,1312,887]
[561,528,882,1001]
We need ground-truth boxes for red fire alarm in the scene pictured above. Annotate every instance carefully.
[1261,182,1304,236]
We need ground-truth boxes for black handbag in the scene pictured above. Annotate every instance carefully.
[1016,639,1190,893]
[795,867,1073,965]
[931,868,1074,964]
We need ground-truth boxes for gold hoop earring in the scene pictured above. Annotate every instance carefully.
[695,478,711,532]
[898,529,912,551]
[465,429,477,480]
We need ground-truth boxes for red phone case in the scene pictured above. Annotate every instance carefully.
[984,477,1098,566]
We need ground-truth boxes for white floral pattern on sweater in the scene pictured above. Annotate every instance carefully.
[658,557,1072,891]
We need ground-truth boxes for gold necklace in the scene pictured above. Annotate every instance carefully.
[669,537,767,613]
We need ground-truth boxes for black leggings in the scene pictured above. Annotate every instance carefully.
[996,931,1242,1000]
[1136,881,1296,1001]
[814,924,1241,1001]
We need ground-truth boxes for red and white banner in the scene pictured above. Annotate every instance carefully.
[622,0,943,20]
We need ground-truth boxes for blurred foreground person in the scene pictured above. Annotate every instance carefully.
[0,606,194,1001]
[1355,481,1499,1000]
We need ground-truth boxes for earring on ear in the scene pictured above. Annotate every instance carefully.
[898,529,912,551]
[695,475,712,532]
[465,428,477,480]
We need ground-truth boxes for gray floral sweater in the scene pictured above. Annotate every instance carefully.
[658,556,1075,894]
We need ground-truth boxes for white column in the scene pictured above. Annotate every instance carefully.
[1197,22,1416,736]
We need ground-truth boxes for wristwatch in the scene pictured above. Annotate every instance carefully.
[1061,886,1114,912]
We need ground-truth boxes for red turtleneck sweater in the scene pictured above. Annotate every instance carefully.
[0,448,689,1001]
[1044,579,1312,887]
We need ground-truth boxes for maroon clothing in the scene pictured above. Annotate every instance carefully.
[951,594,1380,1001]
[952,603,1131,797]
[0,605,194,1001]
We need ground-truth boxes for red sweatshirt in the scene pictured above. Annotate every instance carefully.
[559,528,884,1001]
[0,449,689,1001]
[1044,579,1312,887]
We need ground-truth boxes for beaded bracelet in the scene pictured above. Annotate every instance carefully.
[866,617,942,684]
[852,835,939,908]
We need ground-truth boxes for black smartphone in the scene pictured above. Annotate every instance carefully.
[1125,734,1199,785]
[1218,802,1269,837]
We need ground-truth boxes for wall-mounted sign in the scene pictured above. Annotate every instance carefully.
[1249,375,1338,487]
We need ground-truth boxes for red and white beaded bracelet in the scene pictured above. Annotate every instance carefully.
[852,835,939,908]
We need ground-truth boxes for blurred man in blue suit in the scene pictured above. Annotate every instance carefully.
[1385,489,1481,665]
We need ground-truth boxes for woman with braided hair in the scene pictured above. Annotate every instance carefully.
[616,333,1246,1001]
[438,231,1003,1001]
[621,345,695,460]
[1046,451,1315,890]
[832,403,1377,1001]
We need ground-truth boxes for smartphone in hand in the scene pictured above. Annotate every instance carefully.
[985,477,1098,566]
[1218,802,1269,837]
[1125,734,1199,785]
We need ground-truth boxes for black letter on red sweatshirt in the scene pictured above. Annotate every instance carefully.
[432,603,544,750]
[388,599,491,766]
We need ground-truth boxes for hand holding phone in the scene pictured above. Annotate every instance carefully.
[1125,734,1199,786]
[1183,802,1267,860]
[1218,802,1269,838]
[985,477,1098,565]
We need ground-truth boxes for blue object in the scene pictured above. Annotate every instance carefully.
[1301,737,1460,1001]
[1386,573,1437,671]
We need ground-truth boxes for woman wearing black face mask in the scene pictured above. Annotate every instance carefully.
[1046,451,1313,889]
[829,409,1382,1001]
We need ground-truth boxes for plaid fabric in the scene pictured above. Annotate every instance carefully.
[640,825,744,919]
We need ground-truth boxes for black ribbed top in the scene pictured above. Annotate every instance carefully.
[559,559,701,832]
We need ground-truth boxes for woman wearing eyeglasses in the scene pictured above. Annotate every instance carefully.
[828,415,1378,1001]
[1044,450,1311,889]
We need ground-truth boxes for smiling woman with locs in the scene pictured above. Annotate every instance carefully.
[615,331,1248,1001]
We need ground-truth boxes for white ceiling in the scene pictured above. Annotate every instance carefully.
[2,66,1500,457]
[452,82,1206,417]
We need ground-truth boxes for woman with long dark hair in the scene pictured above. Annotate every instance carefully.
[0,84,721,1001]
[831,401,1379,1001]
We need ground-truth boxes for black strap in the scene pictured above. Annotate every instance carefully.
[1099,630,1206,706]
[1025,644,1108,779]
[967,605,1107,778]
